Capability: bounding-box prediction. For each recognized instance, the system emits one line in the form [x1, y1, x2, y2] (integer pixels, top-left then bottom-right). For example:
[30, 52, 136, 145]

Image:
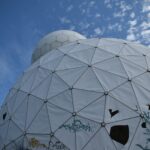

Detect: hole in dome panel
[106, 117, 141, 150]
[3, 113, 7, 120]
[0, 104, 9, 125]
[104, 96, 139, 123]
[110, 125, 129, 145]
[109, 109, 119, 118]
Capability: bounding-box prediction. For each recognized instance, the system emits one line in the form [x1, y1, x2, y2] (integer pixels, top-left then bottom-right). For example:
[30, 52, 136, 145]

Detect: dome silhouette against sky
[0, 30, 150, 150]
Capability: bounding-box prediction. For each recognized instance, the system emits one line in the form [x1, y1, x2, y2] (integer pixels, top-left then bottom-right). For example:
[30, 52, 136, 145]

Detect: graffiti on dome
[136, 111, 150, 150]
[29, 137, 47, 148]
[49, 140, 69, 150]
[60, 119, 93, 133]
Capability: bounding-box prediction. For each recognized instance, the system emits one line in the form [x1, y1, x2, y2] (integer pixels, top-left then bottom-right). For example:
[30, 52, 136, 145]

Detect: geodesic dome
[32, 30, 86, 63]
[0, 33, 150, 150]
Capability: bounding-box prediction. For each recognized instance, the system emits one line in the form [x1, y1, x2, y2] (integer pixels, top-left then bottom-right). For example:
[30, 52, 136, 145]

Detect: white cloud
[140, 21, 150, 30]
[104, 0, 112, 8]
[113, 1, 132, 18]
[108, 23, 123, 32]
[113, 11, 125, 18]
[129, 20, 137, 26]
[89, 1, 95, 7]
[143, 5, 150, 12]
[130, 12, 135, 18]
[94, 27, 102, 35]
[66, 5, 73, 12]
[126, 0, 150, 45]
[69, 25, 75, 30]
[60, 17, 71, 24]
[141, 30, 150, 37]
[126, 34, 136, 41]
[95, 13, 101, 18]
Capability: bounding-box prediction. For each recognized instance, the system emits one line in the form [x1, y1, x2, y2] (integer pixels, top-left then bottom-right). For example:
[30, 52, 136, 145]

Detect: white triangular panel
[5, 121, 23, 145]
[56, 66, 87, 86]
[74, 68, 104, 92]
[56, 55, 87, 70]
[122, 55, 147, 69]
[47, 74, 69, 98]
[31, 67, 50, 90]
[93, 67, 127, 91]
[120, 58, 145, 78]
[133, 72, 150, 91]
[31, 74, 52, 99]
[47, 102, 72, 131]
[119, 44, 141, 55]
[83, 127, 116, 150]
[110, 82, 139, 110]
[73, 89, 103, 111]
[132, 83, 150, 112]
[92, 48, 114, 64]
[26, 95, 43, 129]
[68, 48, 96, 64]
[94, 57, 128, 78]
[12, 97, 28, 130]
[78, 96, 105, 123]
[48, 90, 73, 112]
[27, 104, 51, 134]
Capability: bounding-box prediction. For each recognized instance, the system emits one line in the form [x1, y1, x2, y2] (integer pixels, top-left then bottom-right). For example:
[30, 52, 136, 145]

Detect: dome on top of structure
[32, 30, 86, 63]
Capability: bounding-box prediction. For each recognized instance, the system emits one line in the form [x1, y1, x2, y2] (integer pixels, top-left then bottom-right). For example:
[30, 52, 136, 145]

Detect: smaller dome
[32, 30, 86, 63]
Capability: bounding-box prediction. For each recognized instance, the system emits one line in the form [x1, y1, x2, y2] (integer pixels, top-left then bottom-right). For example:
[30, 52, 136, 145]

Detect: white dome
[32, 30, 86, 63]
[0, 38, 150, 150]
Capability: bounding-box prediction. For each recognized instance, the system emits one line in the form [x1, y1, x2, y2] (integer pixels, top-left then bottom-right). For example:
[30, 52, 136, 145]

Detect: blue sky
[0, 0, 150, 104]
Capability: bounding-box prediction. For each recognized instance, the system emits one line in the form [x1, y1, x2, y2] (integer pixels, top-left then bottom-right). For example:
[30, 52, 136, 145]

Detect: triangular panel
[74, 68, 104, 92]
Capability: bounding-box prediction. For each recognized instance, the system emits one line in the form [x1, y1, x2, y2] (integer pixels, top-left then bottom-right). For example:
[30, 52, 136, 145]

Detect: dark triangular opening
[110, 125, 129, 145]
